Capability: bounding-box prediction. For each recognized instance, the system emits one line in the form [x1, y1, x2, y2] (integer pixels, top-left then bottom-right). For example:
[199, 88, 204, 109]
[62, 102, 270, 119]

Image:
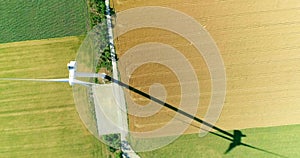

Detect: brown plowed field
[113, 0, 300, 134]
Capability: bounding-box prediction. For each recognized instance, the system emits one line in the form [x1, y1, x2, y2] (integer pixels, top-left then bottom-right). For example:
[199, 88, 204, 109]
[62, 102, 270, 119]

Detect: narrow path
[104, 1, 140, 157]
[104, 0, 127, 141]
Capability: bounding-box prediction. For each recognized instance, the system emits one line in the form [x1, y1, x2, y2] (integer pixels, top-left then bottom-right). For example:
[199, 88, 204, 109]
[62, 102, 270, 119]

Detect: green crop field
[0, 37, 110, 158]
[138, 124, 300, 158]
[0, 0, 89, 43]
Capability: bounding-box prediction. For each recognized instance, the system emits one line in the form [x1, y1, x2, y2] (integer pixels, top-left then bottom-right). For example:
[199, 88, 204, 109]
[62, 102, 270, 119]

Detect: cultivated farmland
[114, 0, 300, 132]
[113, 0, 300, 157]
[0, 37, 109, 158]
[0, 0, 89, 43]
[139, 124, 300, 158]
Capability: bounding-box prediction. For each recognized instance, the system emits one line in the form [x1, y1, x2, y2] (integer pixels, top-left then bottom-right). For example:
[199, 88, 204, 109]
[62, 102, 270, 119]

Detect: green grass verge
[0, 37, 110, 158]
[86, 0, 114, 84]
[0, 0, 89, 43]
[138, 124, 300, 158]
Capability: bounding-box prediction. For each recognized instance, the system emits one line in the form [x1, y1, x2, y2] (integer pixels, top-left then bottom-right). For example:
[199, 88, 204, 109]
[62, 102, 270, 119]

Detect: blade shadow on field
[104, 75, 287, 158]
[168, 113, 287, 157]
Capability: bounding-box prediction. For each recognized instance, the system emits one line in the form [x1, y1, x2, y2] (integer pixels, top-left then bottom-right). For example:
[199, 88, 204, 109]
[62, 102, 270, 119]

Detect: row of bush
[86, 1, 123, 157]
[87, 0, 114, 84]
[88, 0, 106, 27]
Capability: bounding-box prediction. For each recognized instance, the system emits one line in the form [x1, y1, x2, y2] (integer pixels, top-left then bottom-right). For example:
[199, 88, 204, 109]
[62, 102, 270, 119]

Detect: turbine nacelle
[67, 61, 77, 86]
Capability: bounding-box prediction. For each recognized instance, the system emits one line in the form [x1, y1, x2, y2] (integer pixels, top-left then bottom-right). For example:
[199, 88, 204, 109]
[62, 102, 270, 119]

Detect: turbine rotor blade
[73, 79, 95, 85]
[75, 72, 106, 79]
[0, 78, 98, 86]
[0, 78, 69, 82]
[72, 79, 96, 87]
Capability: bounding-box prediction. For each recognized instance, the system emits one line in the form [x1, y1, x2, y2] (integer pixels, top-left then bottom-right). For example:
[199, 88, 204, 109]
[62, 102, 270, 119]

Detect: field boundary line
[0, 36, 79, 49]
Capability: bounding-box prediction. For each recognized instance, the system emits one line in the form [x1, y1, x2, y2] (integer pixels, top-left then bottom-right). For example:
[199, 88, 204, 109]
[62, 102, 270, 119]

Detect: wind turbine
[0, 61, 106, 86]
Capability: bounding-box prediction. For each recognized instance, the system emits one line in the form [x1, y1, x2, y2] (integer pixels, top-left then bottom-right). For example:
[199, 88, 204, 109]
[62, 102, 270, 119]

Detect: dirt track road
[112, 0, 300, 134]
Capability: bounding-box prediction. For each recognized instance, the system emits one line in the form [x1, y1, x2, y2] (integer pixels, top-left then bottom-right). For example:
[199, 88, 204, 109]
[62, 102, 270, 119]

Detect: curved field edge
[0, 37, 110, 158]
[138, 124, 300, 158]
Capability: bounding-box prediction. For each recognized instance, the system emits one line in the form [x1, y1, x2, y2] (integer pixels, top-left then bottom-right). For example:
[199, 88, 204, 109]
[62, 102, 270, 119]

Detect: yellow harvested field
[113, 0, 300, 134]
